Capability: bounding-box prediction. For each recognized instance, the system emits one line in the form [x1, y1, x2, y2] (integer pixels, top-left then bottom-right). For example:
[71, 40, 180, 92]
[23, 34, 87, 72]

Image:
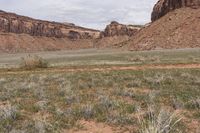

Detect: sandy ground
[66, 120, 133, 133]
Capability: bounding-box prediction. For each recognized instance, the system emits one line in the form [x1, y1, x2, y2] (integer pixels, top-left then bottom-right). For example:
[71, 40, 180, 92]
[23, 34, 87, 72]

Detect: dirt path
[1, 63, 200, 75]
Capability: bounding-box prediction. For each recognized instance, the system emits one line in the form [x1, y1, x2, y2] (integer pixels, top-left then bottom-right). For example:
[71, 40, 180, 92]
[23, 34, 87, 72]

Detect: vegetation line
[1, 63, 200, 75]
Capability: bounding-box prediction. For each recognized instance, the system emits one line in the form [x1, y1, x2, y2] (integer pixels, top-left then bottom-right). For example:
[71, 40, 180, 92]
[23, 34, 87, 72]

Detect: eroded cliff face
[151, 0, 200, 21]
[0, 10, 142, 52]
[0, 10, 100, 40]
[100, 21, 140, 37]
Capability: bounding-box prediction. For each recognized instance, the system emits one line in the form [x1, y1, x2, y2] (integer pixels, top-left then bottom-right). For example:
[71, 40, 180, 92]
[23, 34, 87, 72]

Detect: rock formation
[0, 10, 100, 40]
[100, 21, 140, 37]
[0, 10, 103, 52]
[151, 0, 200, 21]
[95, 21, 141, 48]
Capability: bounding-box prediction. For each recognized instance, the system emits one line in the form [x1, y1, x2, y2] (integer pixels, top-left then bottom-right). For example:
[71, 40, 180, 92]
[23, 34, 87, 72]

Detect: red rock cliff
[0, 10, 100, 40]
[151, 0, 200, 21]
[101, 21, 140, 37]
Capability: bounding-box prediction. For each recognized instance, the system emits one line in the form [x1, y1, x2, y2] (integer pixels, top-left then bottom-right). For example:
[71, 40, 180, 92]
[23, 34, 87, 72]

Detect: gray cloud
[0, 0, 157, 29]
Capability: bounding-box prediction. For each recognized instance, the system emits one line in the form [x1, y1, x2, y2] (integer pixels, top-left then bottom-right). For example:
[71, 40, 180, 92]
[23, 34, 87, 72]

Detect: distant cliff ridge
[0, 10, 142, 52]
[0, 10, 100, 40]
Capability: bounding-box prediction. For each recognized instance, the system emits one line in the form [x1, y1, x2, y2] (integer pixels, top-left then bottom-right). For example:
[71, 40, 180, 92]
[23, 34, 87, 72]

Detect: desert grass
[0, 48, 199, 68]
[0, 68, 199, 132]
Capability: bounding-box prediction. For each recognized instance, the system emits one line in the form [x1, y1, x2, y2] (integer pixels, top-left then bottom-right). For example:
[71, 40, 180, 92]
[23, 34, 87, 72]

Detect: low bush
[20, 55, 48, 69]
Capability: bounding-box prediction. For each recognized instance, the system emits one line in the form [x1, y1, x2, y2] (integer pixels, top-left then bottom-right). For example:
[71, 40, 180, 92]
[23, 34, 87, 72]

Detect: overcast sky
[0, 0, 157, 29]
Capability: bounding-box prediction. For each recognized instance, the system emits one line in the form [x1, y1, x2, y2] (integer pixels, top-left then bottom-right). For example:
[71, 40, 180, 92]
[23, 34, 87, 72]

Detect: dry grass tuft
[137, 92, 182, 133]
[137, 108, 181, 133]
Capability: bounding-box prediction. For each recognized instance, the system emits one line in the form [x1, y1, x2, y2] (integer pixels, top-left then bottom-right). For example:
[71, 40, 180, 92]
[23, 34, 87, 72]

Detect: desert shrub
[128, 55, 146, 62]
[128, 55, 160, 63]
[0, 104, 19, 132]
[172, 97, 184, 110]
[148, 56, 160, 63]
[20, 55, 48, 69]
[186, 97, 200, 109]
[34, 120, 46, 133]
[0, 104, 18, 121]
[188, 56, 198, 63]
[79, 104, 95, 120]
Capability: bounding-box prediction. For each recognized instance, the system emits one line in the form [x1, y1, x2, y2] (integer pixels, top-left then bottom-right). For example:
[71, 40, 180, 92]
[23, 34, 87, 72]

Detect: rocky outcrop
[100, 21, 140, 37]
[0, 10, 100, 40]
[94, 21, 142, 49]
[128, 7, 200, 51]
[151, 0, 200, 21]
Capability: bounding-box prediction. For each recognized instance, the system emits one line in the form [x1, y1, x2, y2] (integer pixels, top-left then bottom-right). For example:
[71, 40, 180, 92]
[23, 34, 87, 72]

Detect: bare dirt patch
[66, 120, 115, 133]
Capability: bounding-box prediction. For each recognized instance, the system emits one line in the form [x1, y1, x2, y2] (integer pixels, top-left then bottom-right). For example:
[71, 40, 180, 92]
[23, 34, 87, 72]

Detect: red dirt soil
[0, 33, 95, 53]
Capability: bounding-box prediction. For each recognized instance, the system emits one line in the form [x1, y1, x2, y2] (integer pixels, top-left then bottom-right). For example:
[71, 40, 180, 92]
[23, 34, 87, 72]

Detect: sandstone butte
[127, 0, 200, 51]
